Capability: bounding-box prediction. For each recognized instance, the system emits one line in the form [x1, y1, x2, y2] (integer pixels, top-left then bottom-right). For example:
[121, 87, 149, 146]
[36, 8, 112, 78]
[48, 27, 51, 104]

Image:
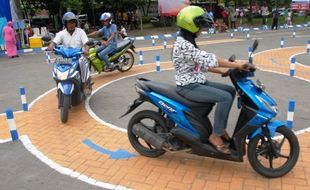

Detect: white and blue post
[248, 47, 252, 60]
[19, 87, 28, 111]
[45, 51, 51, 64]
[280, 37, 284, 48]
[6, 108, 19, 141]
[152, 37, 155, 46]
[156, 55, 160, 72]
[290, 57, 296, 77]
[307, 40, 310, 53]
[230, 31, 234, 39]
[292, 29, 296, 38]
[139, 51, 144, 65]
[246, 31, 250, 40]
[287, 99, 295, 129]
[163, 38, 167, 49]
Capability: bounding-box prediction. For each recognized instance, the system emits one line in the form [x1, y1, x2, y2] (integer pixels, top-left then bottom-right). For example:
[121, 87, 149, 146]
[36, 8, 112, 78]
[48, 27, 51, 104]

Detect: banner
[291, 0, 310, 10]
[158, 0, 190, 16]
[0, 17, 8, 46]
[0, 0, 12, 21]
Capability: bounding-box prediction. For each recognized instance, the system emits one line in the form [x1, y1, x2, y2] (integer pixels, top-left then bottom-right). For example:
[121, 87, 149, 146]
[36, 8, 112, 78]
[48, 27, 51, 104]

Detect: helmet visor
[194, 13, 214, 29]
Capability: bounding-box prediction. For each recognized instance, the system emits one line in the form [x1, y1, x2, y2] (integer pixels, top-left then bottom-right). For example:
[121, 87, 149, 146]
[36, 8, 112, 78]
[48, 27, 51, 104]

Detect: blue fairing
[61, 82, 74, 95]
[55, 61, 78, 73]
[237, 79, 277, 126]
[249, 120, 287, 139]
[148, 92, 199, 137]
[54, 47, 83, 58]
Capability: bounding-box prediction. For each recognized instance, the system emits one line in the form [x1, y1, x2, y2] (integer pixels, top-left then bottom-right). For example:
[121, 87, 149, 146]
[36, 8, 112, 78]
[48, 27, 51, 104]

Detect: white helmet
[100, 12, 112, 23]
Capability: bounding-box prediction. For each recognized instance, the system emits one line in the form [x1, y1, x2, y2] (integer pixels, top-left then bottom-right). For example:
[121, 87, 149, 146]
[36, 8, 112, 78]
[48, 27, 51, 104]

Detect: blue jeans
[97, 45, 116, 66]
[176, 81, 236, 136]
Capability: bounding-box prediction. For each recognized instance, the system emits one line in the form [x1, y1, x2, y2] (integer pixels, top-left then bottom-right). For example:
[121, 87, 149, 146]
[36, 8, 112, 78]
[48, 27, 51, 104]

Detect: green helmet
[177, 6, 214, 33]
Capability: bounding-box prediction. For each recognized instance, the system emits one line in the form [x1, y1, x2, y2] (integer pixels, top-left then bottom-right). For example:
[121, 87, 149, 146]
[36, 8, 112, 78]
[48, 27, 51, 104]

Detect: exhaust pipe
[132, 123, 167, 150]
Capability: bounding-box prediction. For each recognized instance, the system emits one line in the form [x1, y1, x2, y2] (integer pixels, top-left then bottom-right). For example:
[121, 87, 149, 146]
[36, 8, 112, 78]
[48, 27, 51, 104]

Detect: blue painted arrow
[82, 139, 136, 159]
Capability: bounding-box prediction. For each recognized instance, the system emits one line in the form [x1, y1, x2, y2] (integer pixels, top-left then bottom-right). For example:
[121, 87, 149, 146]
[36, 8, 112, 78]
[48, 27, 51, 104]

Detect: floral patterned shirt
[172, 36, 218, 86]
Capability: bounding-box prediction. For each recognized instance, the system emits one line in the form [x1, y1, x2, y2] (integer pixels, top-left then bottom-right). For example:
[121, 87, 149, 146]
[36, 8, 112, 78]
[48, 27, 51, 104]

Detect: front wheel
[60, 94, 71, 123]
[117, 50, 134, 72]
[247, 126, 299, 177]
[127, 110, 168, 158]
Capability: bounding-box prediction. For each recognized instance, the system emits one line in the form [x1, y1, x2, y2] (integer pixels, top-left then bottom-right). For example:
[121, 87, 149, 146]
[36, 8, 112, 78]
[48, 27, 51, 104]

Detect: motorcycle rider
[173, 6, 249, 154]
[88, 12, 117, 70]
[47, 12, 92, 95]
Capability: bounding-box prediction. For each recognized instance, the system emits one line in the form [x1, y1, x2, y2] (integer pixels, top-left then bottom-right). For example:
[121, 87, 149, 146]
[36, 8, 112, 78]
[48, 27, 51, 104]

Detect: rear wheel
[60, 94, 71, 123]
[247, 126, 299, 177]
[117, 50, 134, 72]
[127, 110, 168, 157]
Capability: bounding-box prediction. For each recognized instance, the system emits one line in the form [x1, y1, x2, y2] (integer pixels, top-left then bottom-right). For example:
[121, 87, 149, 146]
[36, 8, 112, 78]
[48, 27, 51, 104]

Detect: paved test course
[1, 29, 310, 190]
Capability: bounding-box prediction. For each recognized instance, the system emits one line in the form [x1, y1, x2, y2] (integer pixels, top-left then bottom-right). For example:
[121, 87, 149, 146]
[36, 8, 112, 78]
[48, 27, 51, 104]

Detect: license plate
[56, 57, 72, 64]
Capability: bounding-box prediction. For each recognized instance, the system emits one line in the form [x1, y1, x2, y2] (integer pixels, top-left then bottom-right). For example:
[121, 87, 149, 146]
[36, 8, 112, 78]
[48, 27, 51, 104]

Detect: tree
[62, 0, 83, 14]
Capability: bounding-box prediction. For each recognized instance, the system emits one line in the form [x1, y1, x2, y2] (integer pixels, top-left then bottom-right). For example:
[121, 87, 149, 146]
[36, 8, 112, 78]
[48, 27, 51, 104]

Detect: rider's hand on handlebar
[221, 69, 230, 77]
[235, 60, 251, 71]
[101, 40, 108, 46]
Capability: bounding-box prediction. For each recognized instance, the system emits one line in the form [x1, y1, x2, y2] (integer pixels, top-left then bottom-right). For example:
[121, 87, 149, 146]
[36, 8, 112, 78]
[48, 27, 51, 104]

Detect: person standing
[2, 21, 18, 58]
[271, 9, 280, 30]
[261, 3, 269, 25]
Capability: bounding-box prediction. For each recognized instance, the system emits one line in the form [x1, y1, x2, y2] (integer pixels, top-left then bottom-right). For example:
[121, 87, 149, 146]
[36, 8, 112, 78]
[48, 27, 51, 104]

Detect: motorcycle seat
[108, 40, 131, 56]
[139, 79, 215, 108]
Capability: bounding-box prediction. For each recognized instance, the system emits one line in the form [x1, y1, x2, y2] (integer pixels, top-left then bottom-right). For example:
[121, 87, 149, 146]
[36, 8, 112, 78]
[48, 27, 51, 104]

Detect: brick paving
[1, 47, 310, 190]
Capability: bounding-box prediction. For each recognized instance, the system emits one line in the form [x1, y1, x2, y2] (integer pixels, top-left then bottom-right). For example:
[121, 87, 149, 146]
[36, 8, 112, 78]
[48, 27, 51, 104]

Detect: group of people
[115, 10, 139, 31]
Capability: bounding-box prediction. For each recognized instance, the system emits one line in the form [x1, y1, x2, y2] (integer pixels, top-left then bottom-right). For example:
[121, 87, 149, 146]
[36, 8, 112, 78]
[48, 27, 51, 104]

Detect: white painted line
[19, 135, 122, 189]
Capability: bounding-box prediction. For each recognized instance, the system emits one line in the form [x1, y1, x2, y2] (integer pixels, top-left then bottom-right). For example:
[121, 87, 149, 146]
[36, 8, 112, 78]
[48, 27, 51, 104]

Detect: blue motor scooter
[121, 40, 299, 177]
[51, 46, 91, 123]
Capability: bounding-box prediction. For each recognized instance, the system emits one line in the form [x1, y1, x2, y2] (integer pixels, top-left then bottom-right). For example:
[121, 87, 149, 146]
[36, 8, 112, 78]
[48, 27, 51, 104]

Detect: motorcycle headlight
[56, 70, 69, 80]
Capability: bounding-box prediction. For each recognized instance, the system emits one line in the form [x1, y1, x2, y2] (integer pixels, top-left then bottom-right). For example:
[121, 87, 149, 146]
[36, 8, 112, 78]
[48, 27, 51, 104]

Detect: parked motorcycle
[86, 38, 135, 73]
[49, 46, 92, 123]
[121, 40, 299, 177]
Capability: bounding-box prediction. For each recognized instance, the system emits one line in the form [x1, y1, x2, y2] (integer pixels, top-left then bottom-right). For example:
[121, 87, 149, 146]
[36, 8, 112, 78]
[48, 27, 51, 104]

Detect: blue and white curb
[139, 51, 144, 65]
[287, 99, 295, 129]
[307, 40, 310, 53]
[5, 108, 19, 141]
[290, 57, 296, 77]
[19, 87, 28, 111]
[156, 55, 160, 72]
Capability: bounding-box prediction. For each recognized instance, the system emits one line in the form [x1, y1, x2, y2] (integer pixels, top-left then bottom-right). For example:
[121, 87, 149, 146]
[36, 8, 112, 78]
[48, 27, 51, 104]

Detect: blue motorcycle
[51, 46, 92, 123]
[122, 40, 299, 177]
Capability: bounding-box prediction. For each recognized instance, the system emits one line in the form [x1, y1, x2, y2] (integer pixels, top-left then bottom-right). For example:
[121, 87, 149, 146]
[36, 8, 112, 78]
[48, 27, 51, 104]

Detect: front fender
[249, 120, 287, 139]
[58, 82, 74, 95]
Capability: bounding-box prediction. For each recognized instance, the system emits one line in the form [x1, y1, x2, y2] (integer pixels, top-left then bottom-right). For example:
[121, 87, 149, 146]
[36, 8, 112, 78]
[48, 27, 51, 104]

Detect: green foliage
[62, 0, 83, 12]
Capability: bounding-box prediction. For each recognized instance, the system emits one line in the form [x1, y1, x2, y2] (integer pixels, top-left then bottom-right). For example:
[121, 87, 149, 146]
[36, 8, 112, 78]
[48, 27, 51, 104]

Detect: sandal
[221, 130, 231, 141]
[221, 130, 232, 147]
[209, 134, 231, 154]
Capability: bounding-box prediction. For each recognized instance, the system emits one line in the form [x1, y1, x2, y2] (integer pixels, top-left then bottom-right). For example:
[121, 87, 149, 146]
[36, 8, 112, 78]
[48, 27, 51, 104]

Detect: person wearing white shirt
[47, 12, 92, 95]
